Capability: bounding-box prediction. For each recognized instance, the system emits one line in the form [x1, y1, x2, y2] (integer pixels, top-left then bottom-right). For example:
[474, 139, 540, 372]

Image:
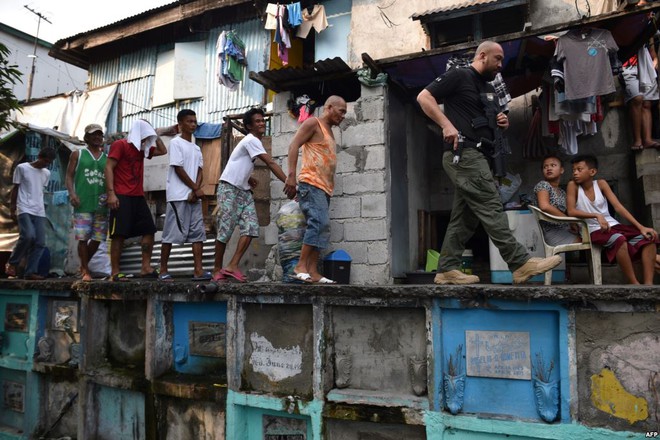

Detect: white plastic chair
[528, 205, 602, 285]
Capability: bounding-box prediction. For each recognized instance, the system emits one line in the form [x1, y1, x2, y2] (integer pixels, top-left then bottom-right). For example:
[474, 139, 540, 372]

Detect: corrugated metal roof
[59, 2, 180, 42]
[251, 57, 354, 92]
[412, 0, 500, 20]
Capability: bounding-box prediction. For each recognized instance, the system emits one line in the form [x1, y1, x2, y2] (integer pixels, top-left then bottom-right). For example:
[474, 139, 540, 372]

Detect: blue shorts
[297, 182, 330, 249]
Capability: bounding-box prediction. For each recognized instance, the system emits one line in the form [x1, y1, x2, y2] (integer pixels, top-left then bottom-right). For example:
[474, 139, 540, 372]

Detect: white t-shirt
[220, 133, 266, 190]
[13, 162, 50, 217]
[166, 136, 204, 202]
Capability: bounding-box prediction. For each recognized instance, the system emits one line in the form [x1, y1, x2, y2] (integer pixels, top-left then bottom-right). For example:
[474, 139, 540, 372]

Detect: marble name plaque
[188, 321, 226, 357]
[4, 380, 25, 412]
[263, 415, 306, 440]
[52, 300, 78, 332]
[466, 330, 531, 380]
[5, 303, 29, 332]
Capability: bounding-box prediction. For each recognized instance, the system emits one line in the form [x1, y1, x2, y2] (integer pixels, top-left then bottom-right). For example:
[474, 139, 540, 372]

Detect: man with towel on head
[105, 120, 167, 281]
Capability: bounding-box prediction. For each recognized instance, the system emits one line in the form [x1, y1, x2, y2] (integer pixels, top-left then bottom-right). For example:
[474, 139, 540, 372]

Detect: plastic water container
[426, 249, 440, 272]
[461, 249, 473, 275]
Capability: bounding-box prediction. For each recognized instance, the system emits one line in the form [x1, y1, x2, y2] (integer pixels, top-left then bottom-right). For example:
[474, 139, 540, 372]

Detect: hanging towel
[265, 3, 278, 30]
[127, 120, 157, 157]
[194, 123, 223, 140]
[287, 2, 303, 27]
[296, 4, 328, 38]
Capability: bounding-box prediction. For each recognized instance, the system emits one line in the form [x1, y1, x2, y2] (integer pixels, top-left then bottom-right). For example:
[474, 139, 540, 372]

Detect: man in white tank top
[567, 154, 659, 284]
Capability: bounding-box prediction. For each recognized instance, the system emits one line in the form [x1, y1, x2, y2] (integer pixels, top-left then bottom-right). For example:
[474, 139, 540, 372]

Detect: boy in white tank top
[566, 154, 659, 284]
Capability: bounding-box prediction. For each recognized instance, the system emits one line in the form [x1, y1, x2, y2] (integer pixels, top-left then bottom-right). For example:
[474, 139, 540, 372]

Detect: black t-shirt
[425, 66, 497, 150]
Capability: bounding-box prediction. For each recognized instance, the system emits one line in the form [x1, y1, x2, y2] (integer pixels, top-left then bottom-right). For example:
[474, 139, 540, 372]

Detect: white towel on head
[127, 120, 157, 157]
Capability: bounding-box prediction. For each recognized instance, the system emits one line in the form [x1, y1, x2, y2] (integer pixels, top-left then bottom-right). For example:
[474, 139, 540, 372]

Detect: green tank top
[73, 148, 107, 213]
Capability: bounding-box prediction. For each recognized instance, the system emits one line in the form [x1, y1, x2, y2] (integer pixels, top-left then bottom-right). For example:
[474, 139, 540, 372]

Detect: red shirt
[108, 139, 146, 196]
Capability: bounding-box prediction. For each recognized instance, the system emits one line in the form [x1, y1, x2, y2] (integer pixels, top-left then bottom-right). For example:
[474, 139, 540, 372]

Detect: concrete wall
[576, 310, 660, 432]
[3, 283, 660, 439]
[347, 0, 603, 68]
[268, 85, 392, 284]
[325, 419, 427, 439]
[347, 0, 440, 67]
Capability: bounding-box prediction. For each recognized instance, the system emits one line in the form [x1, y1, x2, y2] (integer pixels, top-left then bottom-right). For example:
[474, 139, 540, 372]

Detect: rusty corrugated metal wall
[90, 18, 269, 132]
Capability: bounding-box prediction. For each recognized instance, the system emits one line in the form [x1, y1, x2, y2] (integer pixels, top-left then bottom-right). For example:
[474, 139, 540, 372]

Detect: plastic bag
[276, 201, 306, 283]
[497, 172, 521, 204]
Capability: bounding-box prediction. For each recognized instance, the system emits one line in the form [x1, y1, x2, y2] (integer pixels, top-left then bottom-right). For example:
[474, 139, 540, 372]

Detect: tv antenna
[23, 5, 52, 101]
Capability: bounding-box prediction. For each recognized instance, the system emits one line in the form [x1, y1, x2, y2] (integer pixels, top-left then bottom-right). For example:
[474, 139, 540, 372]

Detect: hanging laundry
[287, 2, 303, 27]
[296, 4, 329, 38]
[275, 4, 292, 65]
[265, 3, 278, 30]
[287, 95, 317, 123]
[554, 28, 619, 100]
[216, 30, 247, 91]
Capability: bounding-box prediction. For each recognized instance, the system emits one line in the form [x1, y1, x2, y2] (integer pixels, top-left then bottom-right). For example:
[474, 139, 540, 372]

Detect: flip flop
[644, 141, 660, 149]
[140, 270, 159, 279]
[315, 276, 337, 284]
[220, 268, 247, 283]
[111, 273, 134, 282]
[4, 263, 16, 278]
[82, 273, 93, 282]
[192, 271, 213, 282]
[158, 273, 175, 282]
[293, 272, 314, 283]
[631, 145, 644, 151]
[212, 272, 226, 282]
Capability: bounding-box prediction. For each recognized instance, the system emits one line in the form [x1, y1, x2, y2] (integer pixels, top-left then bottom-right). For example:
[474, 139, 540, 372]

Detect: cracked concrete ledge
[1, 279, 659, 303]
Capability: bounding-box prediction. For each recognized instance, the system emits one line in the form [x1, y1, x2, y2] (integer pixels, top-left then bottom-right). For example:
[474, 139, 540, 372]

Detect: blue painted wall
[0, 292, 37, 366]
[437, 300, 566, 422]
[316, 0, 352, 61]
[172, 301, 227, 375]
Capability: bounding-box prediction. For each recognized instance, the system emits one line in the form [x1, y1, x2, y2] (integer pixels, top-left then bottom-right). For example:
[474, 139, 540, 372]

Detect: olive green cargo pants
[438, 148, 529, 272]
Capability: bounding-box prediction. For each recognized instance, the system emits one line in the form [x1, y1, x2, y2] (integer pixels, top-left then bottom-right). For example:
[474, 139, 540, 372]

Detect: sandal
[4, 263, 16, 278]
[631, 145, 644, 151]
[315, 276, 337, 284]
[158, 273, 175, 282]
[139, 270, 159, 279]
[212, 272, 226, 282]
[220, 268, 247, 283]
[293, 272, 314, 283]
[111, 273, 134, 282]
[191, 271, 213, 282]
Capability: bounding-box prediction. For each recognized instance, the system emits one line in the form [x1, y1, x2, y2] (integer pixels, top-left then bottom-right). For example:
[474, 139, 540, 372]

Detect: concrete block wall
[635, 149, 660, 231]
[268, 85, 392, 284]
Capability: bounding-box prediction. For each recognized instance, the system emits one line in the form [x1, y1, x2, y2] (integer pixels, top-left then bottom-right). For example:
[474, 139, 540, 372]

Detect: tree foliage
[0, 43, 23, 132]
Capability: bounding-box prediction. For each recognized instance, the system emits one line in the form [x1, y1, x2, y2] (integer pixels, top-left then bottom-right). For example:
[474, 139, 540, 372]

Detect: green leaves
[0, 42, 23, 132]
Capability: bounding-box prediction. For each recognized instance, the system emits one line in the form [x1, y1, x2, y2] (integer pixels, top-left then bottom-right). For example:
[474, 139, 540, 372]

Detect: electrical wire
[377, 0, 399, 28]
